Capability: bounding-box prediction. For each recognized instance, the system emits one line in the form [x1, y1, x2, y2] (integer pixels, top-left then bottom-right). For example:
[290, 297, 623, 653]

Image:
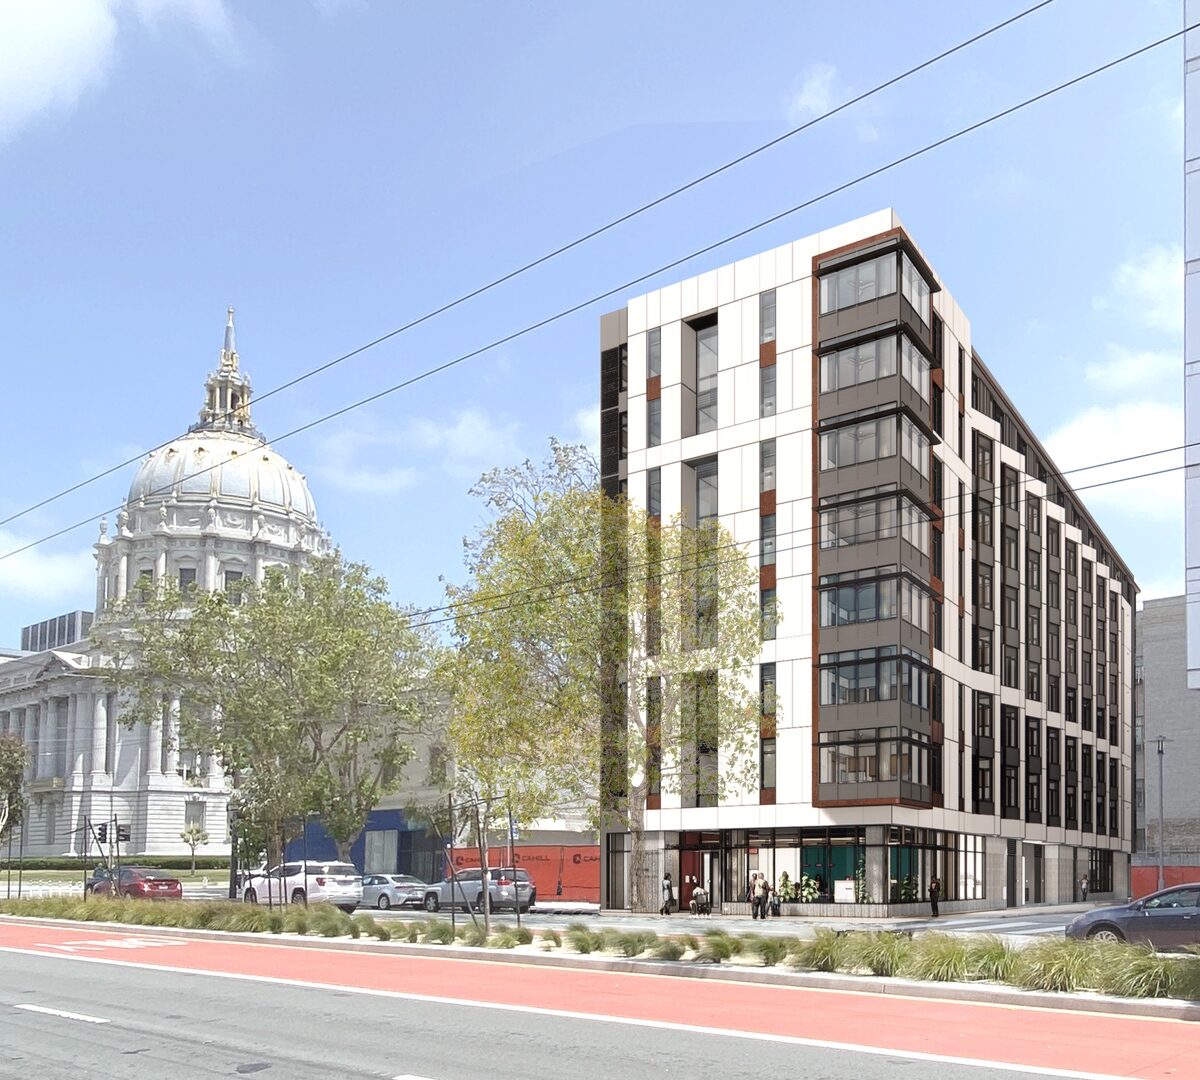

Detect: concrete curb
[4, 914, 1198, 1022]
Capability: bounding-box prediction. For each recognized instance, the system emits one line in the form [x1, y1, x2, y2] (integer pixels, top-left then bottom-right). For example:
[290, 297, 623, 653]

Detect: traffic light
[96, 824, 108, 844]
[116, 825, 130, 843]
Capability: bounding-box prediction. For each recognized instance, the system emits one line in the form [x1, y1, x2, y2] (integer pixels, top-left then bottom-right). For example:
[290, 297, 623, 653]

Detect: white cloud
[571, 404, 600, 456]
[0, 0, 230, 142]
[787, 63, 837, 120]
[1043, 401, 1184, 524]
[0, 529, 95, 609]
[1083, 344, 1179, 393]
[315, 409, 522, 494]
[1093, 244, 1183, 337]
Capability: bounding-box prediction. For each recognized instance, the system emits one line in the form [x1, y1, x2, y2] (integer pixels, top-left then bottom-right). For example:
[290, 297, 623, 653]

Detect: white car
[242, 860, 362, 913]
[362, 874, 426, 910]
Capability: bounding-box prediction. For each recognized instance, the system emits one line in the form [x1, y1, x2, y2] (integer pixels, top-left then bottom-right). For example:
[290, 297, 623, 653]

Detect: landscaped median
[3, 897, 1199, 1003]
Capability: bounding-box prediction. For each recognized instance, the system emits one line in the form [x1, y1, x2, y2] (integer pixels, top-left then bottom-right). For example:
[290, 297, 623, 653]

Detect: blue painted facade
[285, 808, 444, 881]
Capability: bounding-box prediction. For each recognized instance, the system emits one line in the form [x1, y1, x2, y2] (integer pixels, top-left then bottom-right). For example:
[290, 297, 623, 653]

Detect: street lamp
[1155, 735, 1173, 892]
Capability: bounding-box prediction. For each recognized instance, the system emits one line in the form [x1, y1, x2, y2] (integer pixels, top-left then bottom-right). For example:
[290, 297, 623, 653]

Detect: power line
[0, 0, 1060, 534]
[413, 453, 1197, 632]
[412, 440, 1197, 623]
[0, 22, 1191, 568]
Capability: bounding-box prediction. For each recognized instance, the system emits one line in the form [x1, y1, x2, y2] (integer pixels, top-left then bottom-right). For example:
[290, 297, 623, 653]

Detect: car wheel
[1088, 925, 1125, 943]
[244, 889, 258, 905]
[424, 893, 439, 913]
[377, 894, 391, 910]
[291, 888, 307, 906]
[338, 905, 358, 914]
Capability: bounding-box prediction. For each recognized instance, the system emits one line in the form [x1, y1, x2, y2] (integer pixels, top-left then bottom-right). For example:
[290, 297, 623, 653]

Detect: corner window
[759, 289, 776, 345]
[819, 253, 897, 314]
[900, 335, 930, 404]
[647, 398, 661, 447]
[900, 253, 931, 326]
[819, 415, 897, 470]
[819, 335, 897, 393]
[760, 737, 777, 790]
[647, 327, 662, 379]
[900, 416, 929, 479]
[647, 468, 661, 518]
[695, 320, 718, 433]
[760, 514, 776, 566]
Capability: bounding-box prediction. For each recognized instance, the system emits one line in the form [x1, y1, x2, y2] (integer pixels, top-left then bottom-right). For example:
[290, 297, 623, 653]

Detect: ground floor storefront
[603, 826, 1129, 915]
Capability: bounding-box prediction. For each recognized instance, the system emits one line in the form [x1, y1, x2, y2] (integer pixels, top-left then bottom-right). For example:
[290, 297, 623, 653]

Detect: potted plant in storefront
[800, 874, 820, 902]
[854, 852, 871, 904]
[777, 872, 797, 903]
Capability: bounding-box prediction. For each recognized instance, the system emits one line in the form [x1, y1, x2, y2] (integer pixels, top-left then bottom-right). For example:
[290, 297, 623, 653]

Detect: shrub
[424, 921, 456, 945]
[964, 935, 1016, 983]
[1094, 944, 1178, 999]
[652, 938, 686, 961]
[902, 934, 969, 983]
[513, 926, 534, 946]
[283, 908, 309, 936]
[1173, 948, 1200, 1001]
[265, 911, 285, 934]
[405, 921, 423, 943]
[488, 931, 519, 949]
[566, 925, 604, 954]
[845, 931, 912, 977]
[541, 929, 562, 948]
[1012, 939, 1099, 993]
[678, 934, 699, 954]
[696, 929, 736, 964]
[791, 928, 846, 972]
[310, 906, 352, 938]
[460, 925, 487, 947]
[752, 936, 792, 968]
[611, 931, 657, 958]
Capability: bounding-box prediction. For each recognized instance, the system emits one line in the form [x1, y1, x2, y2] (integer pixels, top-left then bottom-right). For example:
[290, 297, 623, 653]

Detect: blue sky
[0, 0, 1186, 638]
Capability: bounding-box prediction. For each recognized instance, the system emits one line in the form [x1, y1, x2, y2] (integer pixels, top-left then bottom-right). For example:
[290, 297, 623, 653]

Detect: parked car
[1066, 883, 1200, 949]
[422, 867, 533, 914]
[241, 861, 362, 913]
[361, 874, 426, 910]
[92, 866, 182, 900]
[84, 866, 114, 895]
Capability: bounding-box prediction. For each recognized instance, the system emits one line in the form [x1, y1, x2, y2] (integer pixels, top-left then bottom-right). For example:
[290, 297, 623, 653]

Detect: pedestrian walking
[1080, 874, 1089, 903]
[660, 871, 674, 916]
[929, 876, 941, 918]
[752, 873, 767, 920]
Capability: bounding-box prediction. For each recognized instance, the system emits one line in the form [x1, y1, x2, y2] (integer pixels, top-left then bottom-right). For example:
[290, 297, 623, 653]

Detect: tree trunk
[476, 801, 492, 938]
[335, 838, 353, 863]
[628, 780, 650, 913]
[190, 846, 197, 875]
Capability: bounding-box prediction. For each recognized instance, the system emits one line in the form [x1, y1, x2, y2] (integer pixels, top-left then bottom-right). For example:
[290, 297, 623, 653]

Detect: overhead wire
[0, 0, 1062, 533]
[0, 21, 1191, 569]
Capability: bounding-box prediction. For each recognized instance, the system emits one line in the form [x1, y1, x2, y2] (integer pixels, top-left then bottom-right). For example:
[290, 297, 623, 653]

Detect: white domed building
[0, 311, 329, 860]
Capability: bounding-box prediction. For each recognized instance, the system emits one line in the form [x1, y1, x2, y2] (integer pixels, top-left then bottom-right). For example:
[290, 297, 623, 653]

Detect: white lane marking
[0, 944, 1159, 1080]
[13, 1003, 109, 1025]
[36, 935, 185, 953]
[393, 1075, 438, 1080]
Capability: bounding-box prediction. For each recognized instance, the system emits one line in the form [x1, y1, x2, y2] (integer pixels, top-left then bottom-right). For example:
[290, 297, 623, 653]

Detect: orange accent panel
[759, 340, 777, 367]
[931, 367, 944, 389]
[451, 844, 600, 902]
[646, 794, 661, 811]
[646, 376, 661, 400]
[760, 489, 776, 516]
[759, 788, 776, 805]
[760, 564, 776, 591]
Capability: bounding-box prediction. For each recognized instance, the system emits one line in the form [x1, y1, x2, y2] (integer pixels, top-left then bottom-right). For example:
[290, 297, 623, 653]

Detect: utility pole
[1156, 735, 1168, 892]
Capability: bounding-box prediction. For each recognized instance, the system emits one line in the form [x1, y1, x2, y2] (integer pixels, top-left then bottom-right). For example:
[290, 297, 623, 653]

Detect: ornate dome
[126, 428, 317, 522]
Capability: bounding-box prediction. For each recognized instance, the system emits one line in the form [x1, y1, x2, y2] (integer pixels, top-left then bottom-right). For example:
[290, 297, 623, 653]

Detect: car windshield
[390, 876, 422, 885]
[136, 870, 176, 880]
[319, 863, 358, 876]
[1145, 888, 1200, 909]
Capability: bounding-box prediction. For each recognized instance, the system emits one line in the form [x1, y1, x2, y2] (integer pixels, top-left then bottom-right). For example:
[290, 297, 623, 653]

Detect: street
[0, 918, 1196, 1080]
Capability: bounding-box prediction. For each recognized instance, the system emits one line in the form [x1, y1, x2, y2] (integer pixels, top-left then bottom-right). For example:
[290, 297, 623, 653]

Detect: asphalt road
[0, 948, 1118, 1080]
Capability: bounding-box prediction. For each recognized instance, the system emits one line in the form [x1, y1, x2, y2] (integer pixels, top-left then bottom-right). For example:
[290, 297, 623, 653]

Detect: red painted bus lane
[1, 919, 1196, 1079]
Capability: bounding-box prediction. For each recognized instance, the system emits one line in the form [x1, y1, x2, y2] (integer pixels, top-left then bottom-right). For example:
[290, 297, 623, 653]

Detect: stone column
[21, 705, 35, 782]
[146, 703, 164, 779]
[164, 695, 180, 777]
[865, 825, 888, 905]
[116, 552, 129, 601]
[155, 548, 168, 585]
[68, 694, 85, 776]
[59, 697, 72, 779]
[34, 700, 49, 779]
[91, 692, 109, 780]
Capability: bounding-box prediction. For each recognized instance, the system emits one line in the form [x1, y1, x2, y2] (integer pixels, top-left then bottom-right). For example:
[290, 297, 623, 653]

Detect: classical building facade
[599, 210, 1137, 913]
[0, 310, 328, 859]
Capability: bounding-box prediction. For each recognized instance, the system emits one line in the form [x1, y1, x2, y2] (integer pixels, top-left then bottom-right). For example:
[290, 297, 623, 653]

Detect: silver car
[361, 874, 426, 910]
[422, 868, 533, 914]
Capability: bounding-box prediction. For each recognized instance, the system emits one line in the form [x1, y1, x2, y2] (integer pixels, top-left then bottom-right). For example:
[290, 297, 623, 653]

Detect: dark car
[93, 866, 183, 900]
[1066, 884, 1200, 949]
[84, 866, 114, 895]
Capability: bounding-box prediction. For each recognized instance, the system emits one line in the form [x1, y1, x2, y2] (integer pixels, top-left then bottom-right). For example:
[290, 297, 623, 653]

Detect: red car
[93, 866, 183, 900]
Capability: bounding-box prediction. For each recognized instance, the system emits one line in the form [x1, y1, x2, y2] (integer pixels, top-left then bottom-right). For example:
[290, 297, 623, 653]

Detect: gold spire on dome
[192, 306, 259, 436]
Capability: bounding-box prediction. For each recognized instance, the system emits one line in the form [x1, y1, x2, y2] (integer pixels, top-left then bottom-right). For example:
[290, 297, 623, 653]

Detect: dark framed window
[647, 398, 661, 447]
[760, 439, 776, 493]
[760, 364, 777, 417]
[647, 327, 661, 379]
[760, 289, 777, 344]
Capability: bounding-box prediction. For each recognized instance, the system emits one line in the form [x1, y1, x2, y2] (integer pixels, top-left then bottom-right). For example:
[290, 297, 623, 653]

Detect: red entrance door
[679, 850, 701, 912]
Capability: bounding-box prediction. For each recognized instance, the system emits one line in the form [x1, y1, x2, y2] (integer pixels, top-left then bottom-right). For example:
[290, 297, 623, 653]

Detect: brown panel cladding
[818, 796, 933, 809]
[759, 340, 777, 367]
[646, 375, 661, 401]
[760, 489, 776, 516]
[759, 788, 777, 805]
[760, 563, 776, 591]
[646, 794, 661, 811]
[931, 366, 944, 389]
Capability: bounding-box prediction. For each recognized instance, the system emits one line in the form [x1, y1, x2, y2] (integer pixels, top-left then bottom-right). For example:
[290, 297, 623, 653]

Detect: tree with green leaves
[448, 440, 769, 912]
[101, 552, 434, 864]
[0, 734, 26, 848]
[180, 822, 209, 875]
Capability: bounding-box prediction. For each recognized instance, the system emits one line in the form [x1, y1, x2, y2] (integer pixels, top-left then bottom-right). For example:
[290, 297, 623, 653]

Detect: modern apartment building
[599, 210, 1137, 913]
